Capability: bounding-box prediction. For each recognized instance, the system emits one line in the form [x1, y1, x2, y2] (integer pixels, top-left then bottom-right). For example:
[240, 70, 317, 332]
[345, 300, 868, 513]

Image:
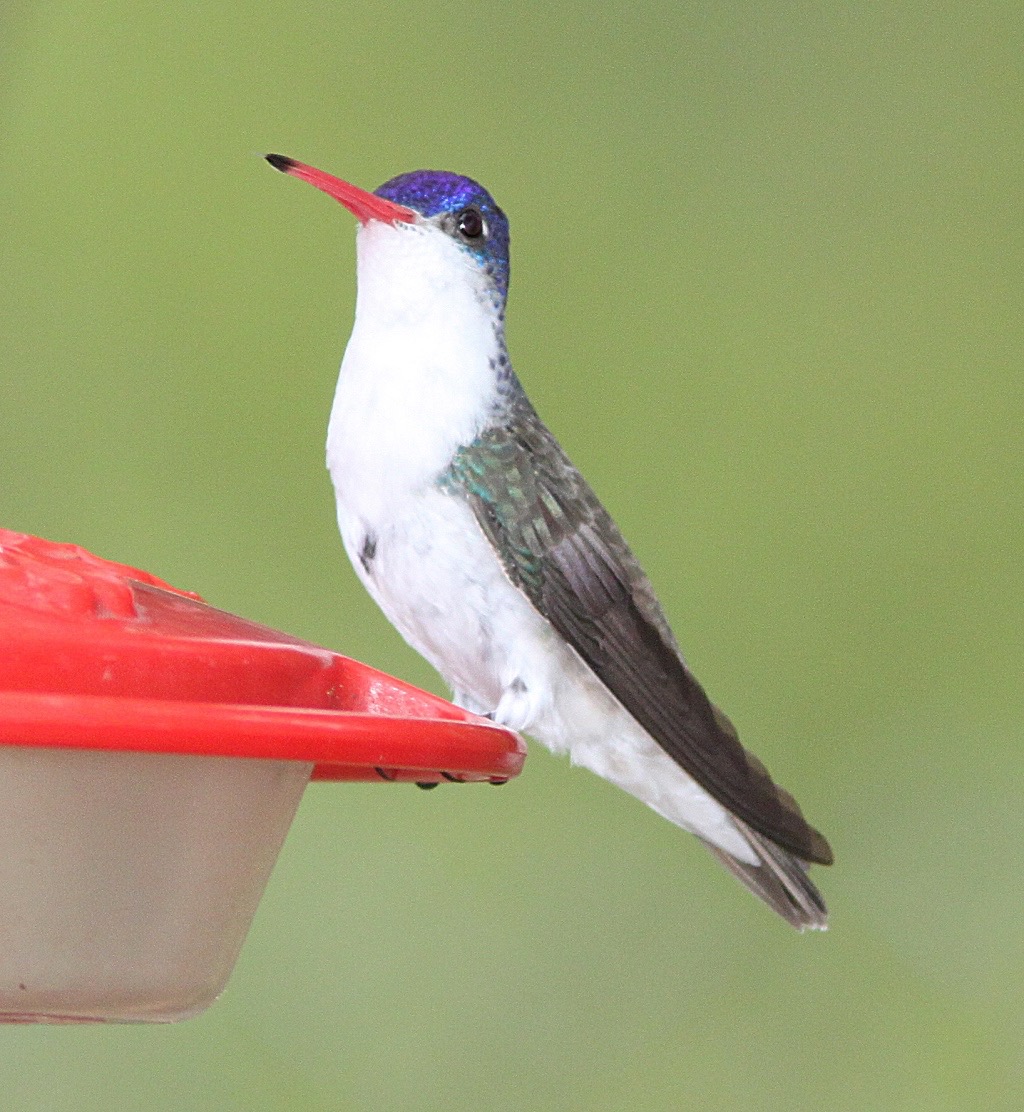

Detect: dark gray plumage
[445, 390, 832, 928]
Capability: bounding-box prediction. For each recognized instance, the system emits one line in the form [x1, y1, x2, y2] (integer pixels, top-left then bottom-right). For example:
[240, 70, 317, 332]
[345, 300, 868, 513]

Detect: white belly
[337, 488, 544, 712]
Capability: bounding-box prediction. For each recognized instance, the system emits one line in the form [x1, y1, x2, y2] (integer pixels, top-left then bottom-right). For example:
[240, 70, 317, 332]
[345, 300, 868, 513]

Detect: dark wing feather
[445, 401, 832, 867]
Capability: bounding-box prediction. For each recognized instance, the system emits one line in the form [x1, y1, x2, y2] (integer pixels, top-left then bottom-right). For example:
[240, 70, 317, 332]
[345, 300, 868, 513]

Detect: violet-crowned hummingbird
[265, 154, 833, 929]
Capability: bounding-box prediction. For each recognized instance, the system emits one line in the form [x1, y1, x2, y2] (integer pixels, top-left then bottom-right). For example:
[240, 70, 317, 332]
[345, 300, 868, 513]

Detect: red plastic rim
[0, 691, 523, 783]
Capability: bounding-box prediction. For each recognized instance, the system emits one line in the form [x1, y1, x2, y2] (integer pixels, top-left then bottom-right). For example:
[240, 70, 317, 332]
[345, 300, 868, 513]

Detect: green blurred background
[2, 1, 1021, 1108]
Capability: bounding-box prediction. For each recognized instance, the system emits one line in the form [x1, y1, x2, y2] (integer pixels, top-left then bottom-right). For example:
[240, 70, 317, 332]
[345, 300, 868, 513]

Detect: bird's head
[266, 155, 511, 312]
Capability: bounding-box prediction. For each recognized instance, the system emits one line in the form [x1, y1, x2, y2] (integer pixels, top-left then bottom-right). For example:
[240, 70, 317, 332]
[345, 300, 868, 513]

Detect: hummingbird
[266, 153, 833, 929]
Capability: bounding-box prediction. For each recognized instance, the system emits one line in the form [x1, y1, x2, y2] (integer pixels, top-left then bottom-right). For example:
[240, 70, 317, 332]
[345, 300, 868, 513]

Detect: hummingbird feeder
[0, 530, 525, 1024]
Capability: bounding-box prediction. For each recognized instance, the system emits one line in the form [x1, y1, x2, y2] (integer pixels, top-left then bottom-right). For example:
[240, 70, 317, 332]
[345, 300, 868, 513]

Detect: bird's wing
[444, 404, 832, 866]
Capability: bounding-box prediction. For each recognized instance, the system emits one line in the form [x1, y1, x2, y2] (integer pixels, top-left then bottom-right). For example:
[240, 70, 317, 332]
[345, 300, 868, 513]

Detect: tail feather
[702, 819, 829, 931]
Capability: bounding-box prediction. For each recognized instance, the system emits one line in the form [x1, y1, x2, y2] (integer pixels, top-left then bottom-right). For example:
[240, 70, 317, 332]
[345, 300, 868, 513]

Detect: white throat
[326, 219, 502, 526]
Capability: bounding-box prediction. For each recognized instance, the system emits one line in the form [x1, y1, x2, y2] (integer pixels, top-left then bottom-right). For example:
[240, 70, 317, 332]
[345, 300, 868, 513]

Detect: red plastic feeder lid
[0, 531, 525, 785]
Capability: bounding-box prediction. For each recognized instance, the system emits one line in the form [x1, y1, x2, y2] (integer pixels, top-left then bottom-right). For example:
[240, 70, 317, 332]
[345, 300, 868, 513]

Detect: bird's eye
[456, 207, 485, 240]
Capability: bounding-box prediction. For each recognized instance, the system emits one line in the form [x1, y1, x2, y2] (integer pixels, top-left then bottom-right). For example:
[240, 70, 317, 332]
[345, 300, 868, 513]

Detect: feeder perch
[0, 530, 525, 1024]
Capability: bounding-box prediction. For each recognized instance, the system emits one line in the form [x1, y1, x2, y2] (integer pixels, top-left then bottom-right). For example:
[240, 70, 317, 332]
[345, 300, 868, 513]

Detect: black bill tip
[265, 153, 296, 174]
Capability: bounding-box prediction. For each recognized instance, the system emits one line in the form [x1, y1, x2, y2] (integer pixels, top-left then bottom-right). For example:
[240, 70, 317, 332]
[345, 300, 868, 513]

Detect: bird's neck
[327, 221, 509, 523]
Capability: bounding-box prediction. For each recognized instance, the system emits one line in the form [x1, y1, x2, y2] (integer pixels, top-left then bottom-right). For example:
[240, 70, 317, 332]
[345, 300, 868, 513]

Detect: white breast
[327, 219, 501, 531]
